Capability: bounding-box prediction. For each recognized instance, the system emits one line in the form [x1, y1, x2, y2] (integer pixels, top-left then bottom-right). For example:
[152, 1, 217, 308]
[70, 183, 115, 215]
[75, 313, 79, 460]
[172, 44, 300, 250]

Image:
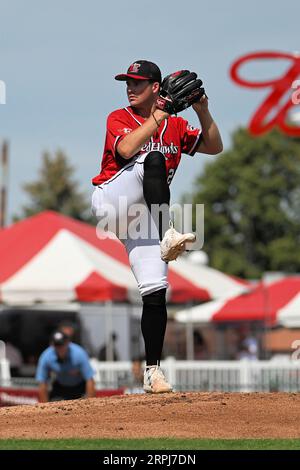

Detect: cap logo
[128, 62, 141, 73]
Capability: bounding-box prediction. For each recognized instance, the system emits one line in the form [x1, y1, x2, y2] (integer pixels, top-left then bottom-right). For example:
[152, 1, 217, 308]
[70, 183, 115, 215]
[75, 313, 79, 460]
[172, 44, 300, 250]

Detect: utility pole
[0, 140, 8, 228]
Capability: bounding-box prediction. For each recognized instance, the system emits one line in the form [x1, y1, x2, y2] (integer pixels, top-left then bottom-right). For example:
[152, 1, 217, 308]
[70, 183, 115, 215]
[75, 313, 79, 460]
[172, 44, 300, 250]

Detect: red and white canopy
[176, 277, 300, 326]
[0, 211, 248, 305]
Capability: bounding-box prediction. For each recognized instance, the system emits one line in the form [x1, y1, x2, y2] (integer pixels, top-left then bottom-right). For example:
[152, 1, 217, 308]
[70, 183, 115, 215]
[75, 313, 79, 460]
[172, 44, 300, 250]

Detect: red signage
[230, 51, 300, 136]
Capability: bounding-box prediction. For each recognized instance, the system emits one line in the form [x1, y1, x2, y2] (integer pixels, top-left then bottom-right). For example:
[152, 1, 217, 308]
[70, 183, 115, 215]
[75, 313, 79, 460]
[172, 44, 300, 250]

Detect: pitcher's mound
[1, 392, 300, 439]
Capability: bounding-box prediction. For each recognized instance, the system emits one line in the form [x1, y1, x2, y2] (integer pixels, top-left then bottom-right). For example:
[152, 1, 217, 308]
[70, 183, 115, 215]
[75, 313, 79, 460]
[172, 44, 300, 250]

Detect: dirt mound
[1, 392, 300, 439]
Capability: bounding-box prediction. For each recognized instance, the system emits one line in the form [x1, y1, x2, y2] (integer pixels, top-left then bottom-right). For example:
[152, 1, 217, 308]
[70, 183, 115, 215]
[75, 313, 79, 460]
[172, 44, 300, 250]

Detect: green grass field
[0, 439, 300, 450]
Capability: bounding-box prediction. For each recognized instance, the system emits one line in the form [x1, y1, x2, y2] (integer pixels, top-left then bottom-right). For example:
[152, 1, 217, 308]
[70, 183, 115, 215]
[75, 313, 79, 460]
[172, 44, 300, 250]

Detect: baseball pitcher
[92, 60, 222, 393]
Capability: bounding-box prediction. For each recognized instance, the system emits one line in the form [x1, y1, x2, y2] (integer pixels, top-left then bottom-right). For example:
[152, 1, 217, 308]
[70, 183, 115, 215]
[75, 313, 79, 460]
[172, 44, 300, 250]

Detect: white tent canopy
[0, 211, 249, 306]
[278, 292, 300, 328]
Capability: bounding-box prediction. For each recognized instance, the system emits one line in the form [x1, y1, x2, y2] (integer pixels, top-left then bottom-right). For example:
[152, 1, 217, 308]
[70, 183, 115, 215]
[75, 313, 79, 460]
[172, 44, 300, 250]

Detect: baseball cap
[51, 331, 69, 346]
[115, 60, 162, 83]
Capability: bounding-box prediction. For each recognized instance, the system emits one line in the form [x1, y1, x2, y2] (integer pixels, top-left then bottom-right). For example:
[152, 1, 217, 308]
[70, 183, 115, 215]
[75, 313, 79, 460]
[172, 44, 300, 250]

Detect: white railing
[0, 341, 11, 386]
[90, 357, 300, 392]
[90, 358, 132, 389]
[2, 356, 300, 392]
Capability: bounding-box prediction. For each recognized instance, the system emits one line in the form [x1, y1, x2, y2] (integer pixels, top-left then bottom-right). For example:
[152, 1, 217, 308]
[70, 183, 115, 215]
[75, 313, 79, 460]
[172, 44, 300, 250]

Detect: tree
[17, 150, 94, 222]
[187, 128, 300, 278]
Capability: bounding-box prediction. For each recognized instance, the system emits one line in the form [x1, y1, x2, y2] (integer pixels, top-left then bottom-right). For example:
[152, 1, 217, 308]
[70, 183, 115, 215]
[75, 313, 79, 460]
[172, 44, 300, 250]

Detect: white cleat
[143, 366, 173, 394]
[160, 222, 196, 262]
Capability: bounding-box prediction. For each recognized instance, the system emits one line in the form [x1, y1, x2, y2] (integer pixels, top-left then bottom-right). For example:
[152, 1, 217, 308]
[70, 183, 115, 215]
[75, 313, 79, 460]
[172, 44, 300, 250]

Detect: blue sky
[0, 0, 298, 222]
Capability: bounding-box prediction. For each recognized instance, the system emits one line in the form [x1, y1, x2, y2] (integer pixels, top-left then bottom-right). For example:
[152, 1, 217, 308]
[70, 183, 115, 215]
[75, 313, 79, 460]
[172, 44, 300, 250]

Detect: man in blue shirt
[36, 331, 96, 402]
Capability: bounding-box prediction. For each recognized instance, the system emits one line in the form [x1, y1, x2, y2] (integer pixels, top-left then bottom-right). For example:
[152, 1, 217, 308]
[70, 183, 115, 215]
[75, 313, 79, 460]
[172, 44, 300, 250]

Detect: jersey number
[167, 169, 175, 185]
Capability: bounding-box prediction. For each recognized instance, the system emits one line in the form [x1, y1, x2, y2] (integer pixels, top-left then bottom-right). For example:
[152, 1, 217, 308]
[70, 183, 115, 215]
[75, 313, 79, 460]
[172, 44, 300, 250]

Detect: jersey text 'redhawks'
[92, 106, 201, 186]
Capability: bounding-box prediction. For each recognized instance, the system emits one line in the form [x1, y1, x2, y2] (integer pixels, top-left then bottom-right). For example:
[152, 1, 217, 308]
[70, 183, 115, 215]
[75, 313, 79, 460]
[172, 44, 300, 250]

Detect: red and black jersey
[92, 106, 202, 186]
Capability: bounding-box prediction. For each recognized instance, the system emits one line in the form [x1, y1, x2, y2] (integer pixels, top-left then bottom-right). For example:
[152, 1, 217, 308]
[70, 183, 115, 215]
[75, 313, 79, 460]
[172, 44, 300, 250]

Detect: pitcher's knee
[142, 288, 167, 306]
[144, 151, 166, 172]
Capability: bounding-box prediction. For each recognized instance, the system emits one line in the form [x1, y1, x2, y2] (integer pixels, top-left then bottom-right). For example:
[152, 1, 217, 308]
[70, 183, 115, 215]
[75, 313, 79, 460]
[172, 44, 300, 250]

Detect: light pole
[0, 141, 9, 228]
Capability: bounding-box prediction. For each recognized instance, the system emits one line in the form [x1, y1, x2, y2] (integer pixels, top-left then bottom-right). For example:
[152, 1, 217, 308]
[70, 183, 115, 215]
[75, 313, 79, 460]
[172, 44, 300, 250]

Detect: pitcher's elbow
[117, 143, 133, 159]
